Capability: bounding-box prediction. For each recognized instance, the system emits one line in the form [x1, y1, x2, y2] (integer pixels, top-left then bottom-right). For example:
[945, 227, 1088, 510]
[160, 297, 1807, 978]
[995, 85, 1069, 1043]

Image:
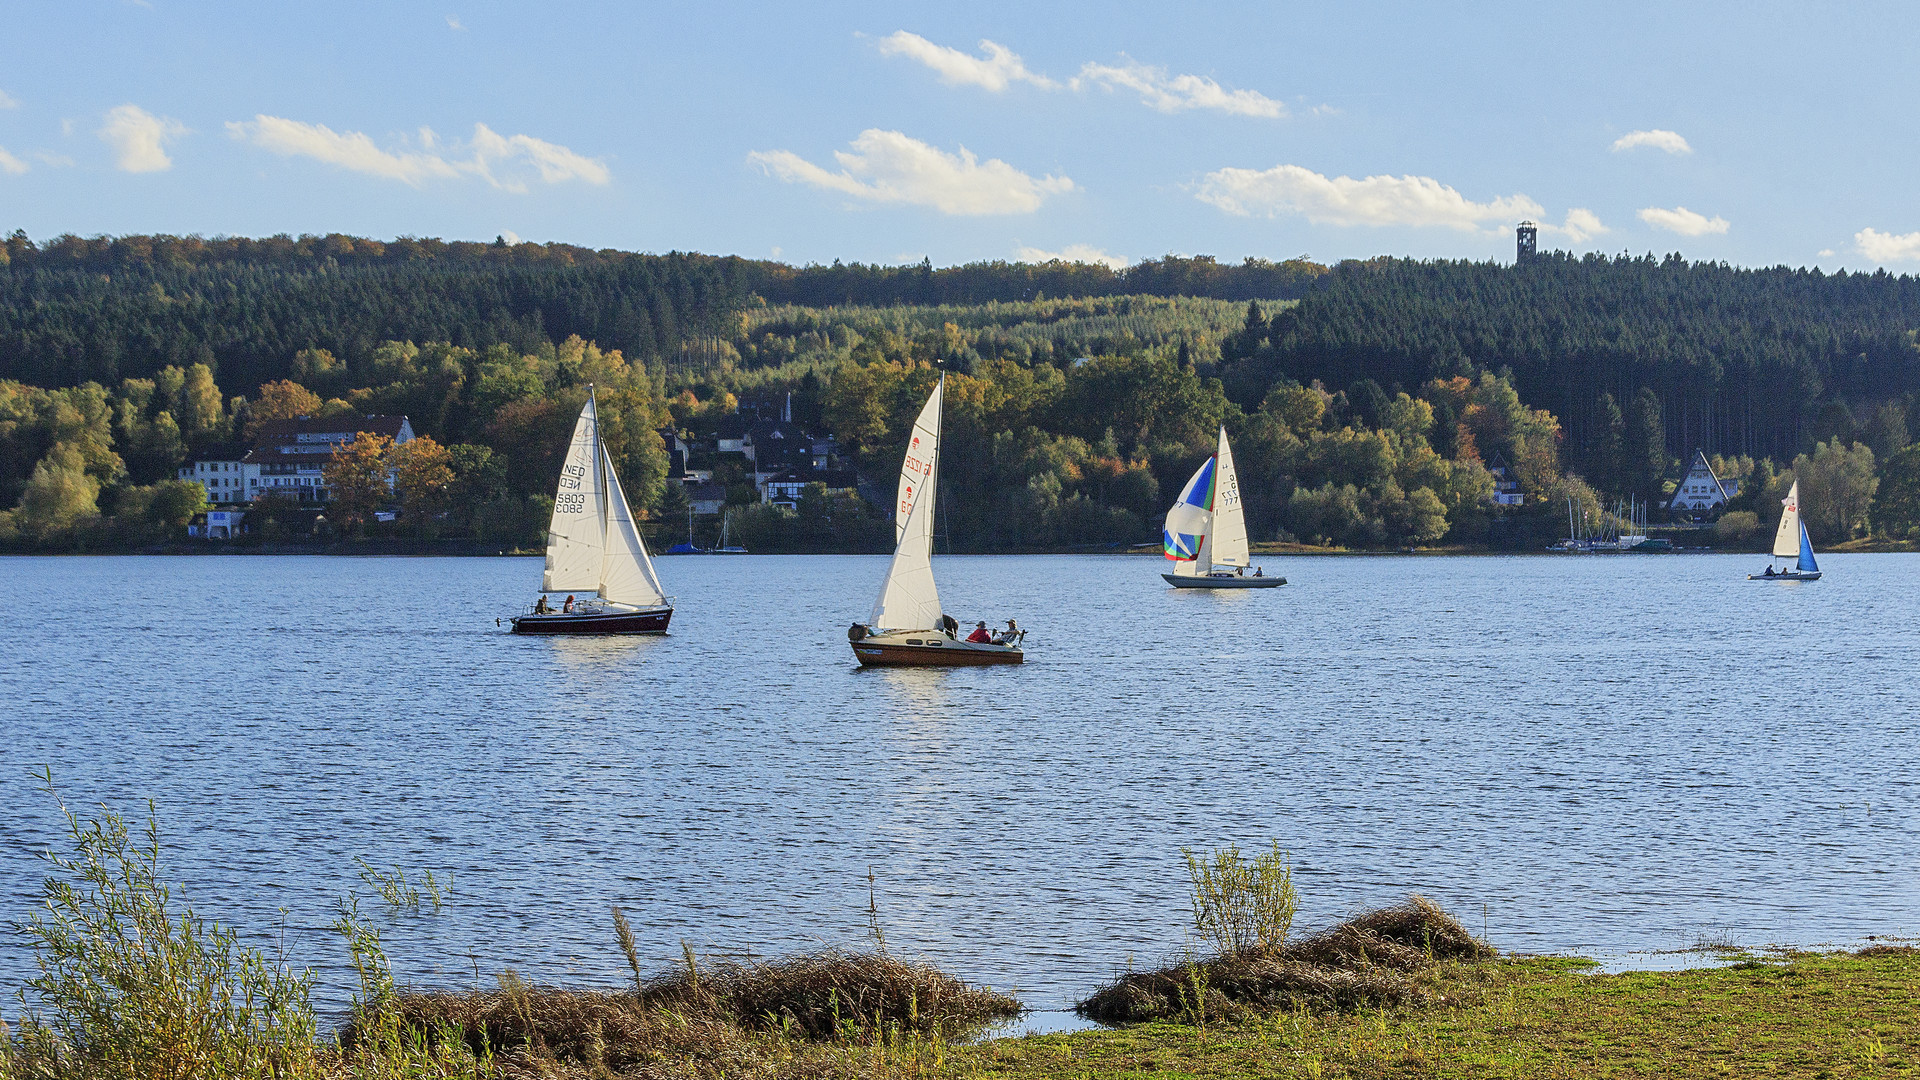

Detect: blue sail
[1797, 522, 1819, 573]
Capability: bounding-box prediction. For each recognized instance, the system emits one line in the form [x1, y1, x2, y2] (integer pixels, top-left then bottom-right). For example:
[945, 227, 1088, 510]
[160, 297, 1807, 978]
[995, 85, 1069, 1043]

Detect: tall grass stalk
[1183, 841, 1297, 955]
[611, 907, 643, 992]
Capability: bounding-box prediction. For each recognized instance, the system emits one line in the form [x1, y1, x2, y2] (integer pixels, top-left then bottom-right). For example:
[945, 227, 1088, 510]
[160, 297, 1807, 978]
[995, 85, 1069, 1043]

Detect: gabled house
[1668, 450, 1740, 516]
[1486, 452, 1525, 506]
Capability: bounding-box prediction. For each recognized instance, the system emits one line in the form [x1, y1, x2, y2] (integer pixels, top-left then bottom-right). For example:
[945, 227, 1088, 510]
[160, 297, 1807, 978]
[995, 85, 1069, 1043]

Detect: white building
[1669, 449, 1740, 515]
[176, 415, 414, 505]
[179, 445, 251, 505]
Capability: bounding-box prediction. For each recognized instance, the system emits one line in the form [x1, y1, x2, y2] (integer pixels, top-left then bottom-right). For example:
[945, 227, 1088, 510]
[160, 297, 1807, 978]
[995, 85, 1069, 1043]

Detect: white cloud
[877, 31, 1057, 91]
[446, 14, 464, 30]
[1074, 57, 1284, 118]
[1540, 208, 1608, 244]
[0, 90, 18, 110]
[1818, 248, 1837, 258]
[1611, 129, 1692, 154]
[98, 104, 186, 172]
[33, 150, 76, 167]
[1016, 243, 1128, 270]
[1196, 164, 1540, 230]
[0, 147, 26, 175]
[499, 229, 521, 244]
[1638, 205, 1729, 236]
[749, 129, 1073, 216]
[226, 116, 609, 191]
[1854, 228, 1920, 263]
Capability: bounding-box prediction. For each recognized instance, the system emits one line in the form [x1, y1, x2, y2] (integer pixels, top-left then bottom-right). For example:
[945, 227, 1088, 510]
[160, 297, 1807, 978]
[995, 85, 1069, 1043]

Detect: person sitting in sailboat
[534, 596, 551, 614]
[995, 619, 1019, 644]
[563, 594, 576, 613]
[967, 621, 993, 643]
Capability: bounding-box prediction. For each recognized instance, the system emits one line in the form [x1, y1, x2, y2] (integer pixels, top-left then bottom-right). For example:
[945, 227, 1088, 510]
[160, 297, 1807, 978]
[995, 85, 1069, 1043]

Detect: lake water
[3, 552, 1918, 1014]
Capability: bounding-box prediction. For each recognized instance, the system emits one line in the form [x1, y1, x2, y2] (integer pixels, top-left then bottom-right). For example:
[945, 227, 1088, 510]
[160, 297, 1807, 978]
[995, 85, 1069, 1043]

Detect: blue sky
[4, 1, 1919, 270]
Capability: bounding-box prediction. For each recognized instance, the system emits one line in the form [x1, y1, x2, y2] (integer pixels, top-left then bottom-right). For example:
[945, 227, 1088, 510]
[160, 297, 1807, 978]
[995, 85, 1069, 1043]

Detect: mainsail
[542, 392, 668, 607]
[869, 377, 944, 630]
[1210, 426, 1249, 568]
[1771, 480, 1803, 560]
[1163, 456, 1215, 578]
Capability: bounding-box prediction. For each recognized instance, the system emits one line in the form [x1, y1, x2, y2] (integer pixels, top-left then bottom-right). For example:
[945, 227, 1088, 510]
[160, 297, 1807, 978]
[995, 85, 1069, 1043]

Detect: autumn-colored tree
[246, 380, 323, 437]
[321, 432, 394, 533]
[391, 435, 455, 535]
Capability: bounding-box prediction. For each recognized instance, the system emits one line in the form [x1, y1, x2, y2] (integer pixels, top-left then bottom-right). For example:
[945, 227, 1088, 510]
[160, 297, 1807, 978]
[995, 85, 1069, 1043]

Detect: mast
[591, 385, 607, 557]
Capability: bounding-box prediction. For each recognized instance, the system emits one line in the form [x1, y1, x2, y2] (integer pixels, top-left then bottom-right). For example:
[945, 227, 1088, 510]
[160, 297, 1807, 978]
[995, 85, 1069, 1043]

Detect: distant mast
[1516, 221, 1538, 263]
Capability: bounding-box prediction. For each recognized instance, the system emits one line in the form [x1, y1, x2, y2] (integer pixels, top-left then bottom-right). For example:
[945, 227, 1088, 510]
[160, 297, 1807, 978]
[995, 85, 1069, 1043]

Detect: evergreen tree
[1625, 388, 1666, 499]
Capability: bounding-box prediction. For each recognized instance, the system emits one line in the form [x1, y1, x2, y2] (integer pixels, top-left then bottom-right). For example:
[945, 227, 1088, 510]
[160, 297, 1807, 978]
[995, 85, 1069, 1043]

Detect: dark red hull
[851, 641, 1023, 666]
[510, 607, 673, 635]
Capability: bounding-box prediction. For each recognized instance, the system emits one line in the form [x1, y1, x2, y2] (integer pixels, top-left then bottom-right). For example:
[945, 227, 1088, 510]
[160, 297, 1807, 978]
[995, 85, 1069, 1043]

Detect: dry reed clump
[1077, 895, 1493, 1025]
[351, 952, 1021, 1073]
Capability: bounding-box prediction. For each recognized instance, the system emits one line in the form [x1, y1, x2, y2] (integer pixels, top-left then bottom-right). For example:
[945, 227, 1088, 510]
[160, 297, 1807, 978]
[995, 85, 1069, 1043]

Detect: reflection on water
[3, 552, 1919, 1012]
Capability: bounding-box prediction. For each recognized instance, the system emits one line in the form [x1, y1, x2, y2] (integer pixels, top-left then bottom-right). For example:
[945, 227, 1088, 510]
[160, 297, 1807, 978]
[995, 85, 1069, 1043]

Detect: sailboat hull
[1747, 572, 1821, 581]
[850, 631, 1023, 666]
[1162, 573, 1286, 589]
[510, 606, 674, 634]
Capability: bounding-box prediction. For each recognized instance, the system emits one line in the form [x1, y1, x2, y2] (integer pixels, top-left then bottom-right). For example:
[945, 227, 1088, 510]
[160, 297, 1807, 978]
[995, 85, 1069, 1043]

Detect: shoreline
[5, 541, 1918, 557]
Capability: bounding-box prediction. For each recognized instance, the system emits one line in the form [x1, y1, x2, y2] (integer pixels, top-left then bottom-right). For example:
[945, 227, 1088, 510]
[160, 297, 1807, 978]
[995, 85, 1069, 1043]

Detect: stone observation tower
[1515, 221, 1538, 262]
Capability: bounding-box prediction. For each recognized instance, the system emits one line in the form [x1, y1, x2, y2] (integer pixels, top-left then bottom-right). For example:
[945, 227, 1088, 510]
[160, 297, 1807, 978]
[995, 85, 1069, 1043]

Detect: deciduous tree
[1793, 440, 1877, 542]
[321, 432, 394, 534]
[391, 435, 455, 535]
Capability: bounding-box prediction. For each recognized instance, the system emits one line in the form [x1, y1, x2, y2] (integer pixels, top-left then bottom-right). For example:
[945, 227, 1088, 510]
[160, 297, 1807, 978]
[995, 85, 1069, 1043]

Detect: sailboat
[847, 376, 1024, 666]
[1161, 426, 1286, 589]
[1748, 479, 1821, 581]
[510, 389, 675, 633]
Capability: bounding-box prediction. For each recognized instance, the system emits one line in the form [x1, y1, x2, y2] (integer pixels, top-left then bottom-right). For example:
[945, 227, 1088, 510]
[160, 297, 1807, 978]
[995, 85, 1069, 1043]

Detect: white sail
[599, 441, 668, 607]
[542, 396, 606, 593]
[1772, 480, 1802, 559]
[1210, 426, 1249, 568]
[869, 378, 944, 631]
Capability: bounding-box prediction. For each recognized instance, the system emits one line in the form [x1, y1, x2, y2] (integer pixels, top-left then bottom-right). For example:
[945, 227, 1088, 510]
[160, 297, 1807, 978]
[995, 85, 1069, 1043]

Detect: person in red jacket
[966, 621, 992, 642]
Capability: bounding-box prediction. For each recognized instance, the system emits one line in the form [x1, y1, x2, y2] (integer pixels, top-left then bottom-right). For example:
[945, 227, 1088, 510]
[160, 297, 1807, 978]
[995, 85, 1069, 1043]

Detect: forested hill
[1224, 252, 1920, 464]
[0, 231, 1325, 392]
[8, 231, 1920, 470]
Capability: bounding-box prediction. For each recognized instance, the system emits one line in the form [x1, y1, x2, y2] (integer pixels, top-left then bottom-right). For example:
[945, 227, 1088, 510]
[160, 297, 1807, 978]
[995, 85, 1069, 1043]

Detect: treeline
[0, 231, 1327, 397]
[0, 336, 670, 550]
[1222, 251, 1920, 468]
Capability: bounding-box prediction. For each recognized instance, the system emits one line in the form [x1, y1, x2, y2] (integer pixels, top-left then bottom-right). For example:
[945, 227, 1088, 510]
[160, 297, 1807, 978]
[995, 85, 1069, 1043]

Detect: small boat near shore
[510, 390, 675, 634]
[1749, 480, 1821, 581]
[848, 375, 1025, 666]
[1161, 426, 1285, 589]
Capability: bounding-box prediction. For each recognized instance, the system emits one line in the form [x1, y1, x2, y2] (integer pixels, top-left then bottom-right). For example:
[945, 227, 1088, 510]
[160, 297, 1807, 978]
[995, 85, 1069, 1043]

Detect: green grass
[960, 950, 1920, 1080]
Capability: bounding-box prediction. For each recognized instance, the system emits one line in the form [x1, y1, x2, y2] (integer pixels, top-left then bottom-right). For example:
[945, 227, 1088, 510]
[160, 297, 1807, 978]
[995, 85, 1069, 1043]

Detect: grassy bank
[965, 949, 1920, 1079]
[7, 799, 1917, 1079]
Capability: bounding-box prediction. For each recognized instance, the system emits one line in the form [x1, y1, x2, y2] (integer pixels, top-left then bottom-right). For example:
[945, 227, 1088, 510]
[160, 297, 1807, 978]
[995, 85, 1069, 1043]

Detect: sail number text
[555, 492, 588, 515]
[558, 464, 586, 491]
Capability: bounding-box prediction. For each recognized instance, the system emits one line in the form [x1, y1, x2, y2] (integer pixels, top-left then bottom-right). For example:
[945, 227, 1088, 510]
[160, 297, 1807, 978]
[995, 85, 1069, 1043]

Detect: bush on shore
[1077, 896, 1492, 1024]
